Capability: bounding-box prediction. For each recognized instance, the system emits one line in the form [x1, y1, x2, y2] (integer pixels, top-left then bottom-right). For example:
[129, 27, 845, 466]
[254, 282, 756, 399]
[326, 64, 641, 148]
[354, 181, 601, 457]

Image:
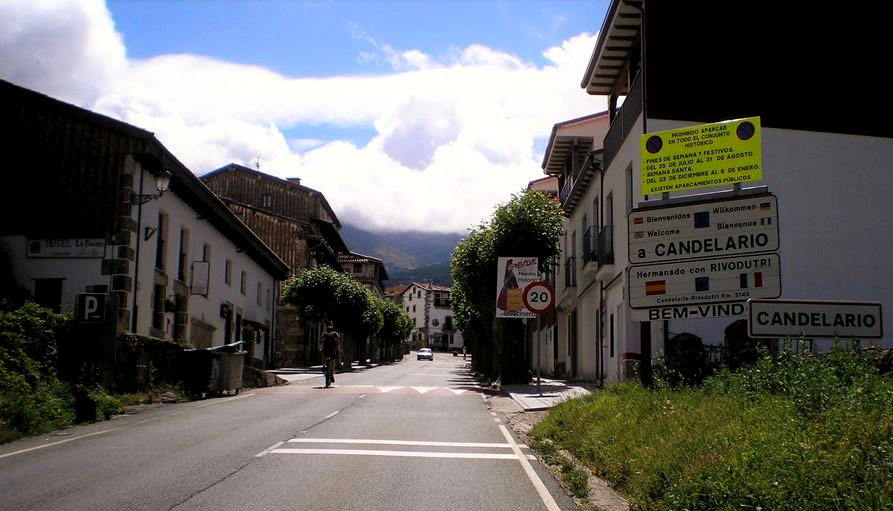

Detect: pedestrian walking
[319, 322, 340, 388]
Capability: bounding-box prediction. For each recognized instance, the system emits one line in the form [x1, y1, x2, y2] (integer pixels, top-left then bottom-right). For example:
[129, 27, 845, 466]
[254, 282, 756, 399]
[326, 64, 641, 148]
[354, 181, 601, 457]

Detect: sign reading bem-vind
[641, 117, 762, 196]
[748, 299, 883, 339]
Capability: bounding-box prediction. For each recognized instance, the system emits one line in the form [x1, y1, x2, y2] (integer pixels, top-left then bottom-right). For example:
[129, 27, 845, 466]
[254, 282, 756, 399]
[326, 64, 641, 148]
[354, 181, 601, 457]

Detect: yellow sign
[640, 116, 761, 196]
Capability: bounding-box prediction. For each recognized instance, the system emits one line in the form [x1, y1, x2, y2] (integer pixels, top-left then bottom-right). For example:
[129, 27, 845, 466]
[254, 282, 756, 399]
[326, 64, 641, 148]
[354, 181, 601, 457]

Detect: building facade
[400, 282, 464, 351]
[0, 80, 288, 367]
[546, 0, 893, 383]
[200, 164, 349, 367]
[339, 252, 389, 297]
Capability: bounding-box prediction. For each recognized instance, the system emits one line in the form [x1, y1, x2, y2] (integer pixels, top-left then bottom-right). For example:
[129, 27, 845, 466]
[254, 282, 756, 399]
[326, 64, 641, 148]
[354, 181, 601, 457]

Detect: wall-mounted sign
[748, 299, 883, 339]
[75, 293, 106, 323]
[640, 116, 762, 196]
[628, 253, 781, 309]
[629, 195, 779, 264]
[496, 256, 539, 319]
[630, 302, 746, 322]
[432, 319, 440, 327]
[27, 238, 105, 258]
[191, 261, 210, 296]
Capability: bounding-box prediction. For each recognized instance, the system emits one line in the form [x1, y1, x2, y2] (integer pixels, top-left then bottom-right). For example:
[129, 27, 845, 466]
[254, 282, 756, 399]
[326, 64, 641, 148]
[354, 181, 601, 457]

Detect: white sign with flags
[629, 253, 781, 309]
[496, 256, 539, 319]
[628, 195, 778, 264]
[748, 299, 883, 339]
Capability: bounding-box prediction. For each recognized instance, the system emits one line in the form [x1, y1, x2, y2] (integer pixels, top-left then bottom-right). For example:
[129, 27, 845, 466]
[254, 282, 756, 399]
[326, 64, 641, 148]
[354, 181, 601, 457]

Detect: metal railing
[598, 225, 615, 265]
[582, 225, 598, 263]
[564, 256, 576, 288]
[603, 72, 643, 170]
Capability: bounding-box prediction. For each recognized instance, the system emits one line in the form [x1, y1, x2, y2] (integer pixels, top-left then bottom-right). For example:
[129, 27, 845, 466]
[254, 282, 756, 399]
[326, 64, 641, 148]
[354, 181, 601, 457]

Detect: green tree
[451, 189, 562, 384]
[377, 298, 413, 361]
[282, 266, 383, 366]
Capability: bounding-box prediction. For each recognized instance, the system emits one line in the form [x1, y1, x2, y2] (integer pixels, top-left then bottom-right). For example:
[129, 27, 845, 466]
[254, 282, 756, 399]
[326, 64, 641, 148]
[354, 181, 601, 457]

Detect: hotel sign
[640, 116, 762, 196]
[628, 253, 781, 309]
[27, 238, 105, 258]
[628, 195, 779, 264]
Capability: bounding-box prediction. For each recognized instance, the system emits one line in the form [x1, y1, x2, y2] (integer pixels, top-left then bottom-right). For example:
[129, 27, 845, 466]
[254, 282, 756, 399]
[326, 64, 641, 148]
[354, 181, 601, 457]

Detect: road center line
[270, 448, 534, 460]
[287, 438, 528, 449]
[254, 441, 284, 458]
[324, 410, 340, 420]
[499, 424, 560, 511]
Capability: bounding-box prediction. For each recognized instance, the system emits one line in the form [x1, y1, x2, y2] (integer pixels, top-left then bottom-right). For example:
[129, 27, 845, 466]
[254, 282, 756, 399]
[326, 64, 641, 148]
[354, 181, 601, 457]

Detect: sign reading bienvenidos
[641, 117, 762, 196]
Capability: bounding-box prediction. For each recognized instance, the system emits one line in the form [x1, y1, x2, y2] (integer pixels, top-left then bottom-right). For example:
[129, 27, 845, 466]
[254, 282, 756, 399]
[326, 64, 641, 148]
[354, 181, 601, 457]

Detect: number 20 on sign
[523, 281, 555, 315]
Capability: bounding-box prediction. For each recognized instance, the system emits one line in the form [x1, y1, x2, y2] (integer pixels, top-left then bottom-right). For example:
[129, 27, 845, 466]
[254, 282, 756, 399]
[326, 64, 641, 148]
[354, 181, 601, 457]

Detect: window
[225, 259, 232, 286]
[266, 289, 272, 311]
[177, 227, 189, 282]
[240, 271, 247, 295]
[412, 305, 416, 312]
[33, 278, 63, 313]
[610, 313, 615, 358]
[626, 164, 634, 213]
[353, 263, 363, 274]
[155, 212, 168, 271]
[593, 198, 600, 229]
[257, 282, 262, 306]
[445, 316, 453, 330]
[202, 243, 211, 263]
[606, 192, 614, 227]
[262, 193, 272, 208]
[152, 284, 166, 330]
[581, 213, 587, 237]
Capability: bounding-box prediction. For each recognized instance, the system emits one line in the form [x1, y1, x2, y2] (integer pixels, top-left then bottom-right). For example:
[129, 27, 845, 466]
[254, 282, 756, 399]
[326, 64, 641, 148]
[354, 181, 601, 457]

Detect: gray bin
[183, 341, 246, 397]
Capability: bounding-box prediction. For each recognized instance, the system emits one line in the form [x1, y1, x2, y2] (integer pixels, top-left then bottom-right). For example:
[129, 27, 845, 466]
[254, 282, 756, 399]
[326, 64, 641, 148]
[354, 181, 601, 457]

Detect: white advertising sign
[496, 256, 539, 319]
[628, 195, 778, 264]
[748, 299, 883, 339]
[26, 238, 105, 258]
[629, 253, 781, 309]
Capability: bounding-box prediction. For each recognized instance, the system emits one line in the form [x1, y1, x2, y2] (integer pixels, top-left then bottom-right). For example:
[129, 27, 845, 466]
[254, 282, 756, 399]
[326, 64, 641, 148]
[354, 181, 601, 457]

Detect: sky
[0, 0, 610, 234]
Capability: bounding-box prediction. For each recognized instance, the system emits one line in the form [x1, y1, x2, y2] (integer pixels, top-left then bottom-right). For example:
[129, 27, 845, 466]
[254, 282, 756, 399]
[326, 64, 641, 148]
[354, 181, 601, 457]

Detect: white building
[400, 282, 464, 352]
[542, 0, 893, 383]
[0, 79, 289, 368]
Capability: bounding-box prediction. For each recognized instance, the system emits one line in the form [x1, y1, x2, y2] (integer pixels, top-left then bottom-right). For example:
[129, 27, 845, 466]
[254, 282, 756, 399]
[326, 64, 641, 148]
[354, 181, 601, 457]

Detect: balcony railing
[564, 256, 577, 288]
[603, 72, 643, 170]
[598, 225, 615, 265]
[433, 299, 451, 308]
[582, 225, 598, 263]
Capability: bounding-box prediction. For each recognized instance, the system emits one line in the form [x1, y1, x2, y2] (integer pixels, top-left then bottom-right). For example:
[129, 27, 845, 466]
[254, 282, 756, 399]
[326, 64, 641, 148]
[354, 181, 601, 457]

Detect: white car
[417, 348, 433, 361]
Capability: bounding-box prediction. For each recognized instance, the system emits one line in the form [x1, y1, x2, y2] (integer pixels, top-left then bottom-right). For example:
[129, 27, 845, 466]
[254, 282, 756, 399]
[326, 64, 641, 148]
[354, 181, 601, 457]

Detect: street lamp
[131, 170, 172, 205]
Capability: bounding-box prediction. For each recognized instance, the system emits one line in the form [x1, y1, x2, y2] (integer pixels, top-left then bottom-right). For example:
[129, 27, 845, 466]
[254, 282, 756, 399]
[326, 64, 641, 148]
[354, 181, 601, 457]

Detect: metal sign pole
[537, 325, 542, 396]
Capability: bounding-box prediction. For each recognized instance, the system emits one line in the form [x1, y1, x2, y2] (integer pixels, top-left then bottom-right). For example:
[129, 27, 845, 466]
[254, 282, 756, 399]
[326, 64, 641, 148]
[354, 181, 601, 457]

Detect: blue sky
[2, 0, 611, 233]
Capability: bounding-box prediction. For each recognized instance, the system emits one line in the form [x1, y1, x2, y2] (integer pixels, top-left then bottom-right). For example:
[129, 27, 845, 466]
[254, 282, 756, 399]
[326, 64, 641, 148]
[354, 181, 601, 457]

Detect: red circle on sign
[523, 281, 555, 314]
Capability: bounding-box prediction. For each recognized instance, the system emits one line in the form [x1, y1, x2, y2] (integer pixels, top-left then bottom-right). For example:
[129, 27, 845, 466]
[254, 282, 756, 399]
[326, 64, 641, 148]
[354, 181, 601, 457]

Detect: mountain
[340, 224, 463, 283]
[387, 261, 453, 286]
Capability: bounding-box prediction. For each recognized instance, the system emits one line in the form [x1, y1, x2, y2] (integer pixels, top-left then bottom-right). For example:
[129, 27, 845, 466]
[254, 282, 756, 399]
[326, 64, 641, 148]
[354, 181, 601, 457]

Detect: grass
[530, 348, 893, 510]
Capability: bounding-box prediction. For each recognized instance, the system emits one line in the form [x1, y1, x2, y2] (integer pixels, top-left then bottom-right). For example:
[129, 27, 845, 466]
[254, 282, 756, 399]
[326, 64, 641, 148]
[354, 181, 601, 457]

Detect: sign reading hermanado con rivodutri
[628, 253, 781, 309]
[748, 299, 883, 339]
[641, 117, 761, 196]
[628, 194, 778, 264]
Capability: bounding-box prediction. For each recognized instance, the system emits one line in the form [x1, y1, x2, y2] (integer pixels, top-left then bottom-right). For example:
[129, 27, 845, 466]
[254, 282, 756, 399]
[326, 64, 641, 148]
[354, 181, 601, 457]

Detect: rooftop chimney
[287, 177, 301, 185]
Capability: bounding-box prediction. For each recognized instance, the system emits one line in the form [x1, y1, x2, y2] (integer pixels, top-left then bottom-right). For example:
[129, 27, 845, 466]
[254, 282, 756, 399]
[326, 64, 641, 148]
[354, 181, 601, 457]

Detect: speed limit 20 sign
[523, 281, 555, 315]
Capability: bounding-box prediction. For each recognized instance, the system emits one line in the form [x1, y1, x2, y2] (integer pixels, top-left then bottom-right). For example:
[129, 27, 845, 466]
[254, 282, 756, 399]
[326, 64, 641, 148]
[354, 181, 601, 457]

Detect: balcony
[603, 72, 643, 171]
[564, 256, 577, 288]
[598, 225, 615, 265]
[582, 225, 615, 267]
[433, 299, 451, 308]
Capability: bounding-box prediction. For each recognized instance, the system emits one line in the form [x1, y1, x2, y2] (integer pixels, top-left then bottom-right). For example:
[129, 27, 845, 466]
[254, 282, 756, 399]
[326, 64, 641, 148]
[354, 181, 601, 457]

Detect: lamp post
[131, 170, 172, 205]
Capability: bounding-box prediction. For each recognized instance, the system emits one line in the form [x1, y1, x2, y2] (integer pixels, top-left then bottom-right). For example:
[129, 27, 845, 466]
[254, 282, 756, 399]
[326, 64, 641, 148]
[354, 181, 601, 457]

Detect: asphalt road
[0, 353, 578, 511]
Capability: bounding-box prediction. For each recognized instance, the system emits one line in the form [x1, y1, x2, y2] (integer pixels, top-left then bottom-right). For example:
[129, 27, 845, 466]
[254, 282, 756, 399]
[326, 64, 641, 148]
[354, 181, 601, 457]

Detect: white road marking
[448, 389, 467, 395]
[411, 386, 438, 394]
[0, 427, 121, 459]
[359, 394, 367, 399]
[270, 448, 535, 460]
[345, 385, 374, 388]
[324, 410, 340, 420]
[254, 441, 284, 458]
[490, 411, 496, 416]
[494, 418, 502, 423]
[287, 438, 529, 449]
[378, 386, 401, 393]
[407, 373, 446, 376]
[499, 424, 560, 511]
[197, 393, 254, 407]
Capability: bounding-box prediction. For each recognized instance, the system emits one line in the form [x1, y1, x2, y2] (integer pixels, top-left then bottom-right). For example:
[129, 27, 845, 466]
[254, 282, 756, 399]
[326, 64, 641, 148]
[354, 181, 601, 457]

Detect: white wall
[131, 166, 277, 348]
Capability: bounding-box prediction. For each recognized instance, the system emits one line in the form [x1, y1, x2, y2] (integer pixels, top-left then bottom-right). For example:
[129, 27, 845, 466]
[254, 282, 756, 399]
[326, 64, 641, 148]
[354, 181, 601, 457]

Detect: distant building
[384, 284, 409, 305]
[339, 252, 389, 297]
[399, 282, 463, 351]
[0, 79, 288, 368]
[527, 175, 559, 201]
[200, 163, 349, 367]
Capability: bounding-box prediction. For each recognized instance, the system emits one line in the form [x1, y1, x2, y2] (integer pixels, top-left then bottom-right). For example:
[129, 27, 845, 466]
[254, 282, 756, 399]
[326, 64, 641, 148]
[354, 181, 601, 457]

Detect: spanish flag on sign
[645, 280, 666, 296]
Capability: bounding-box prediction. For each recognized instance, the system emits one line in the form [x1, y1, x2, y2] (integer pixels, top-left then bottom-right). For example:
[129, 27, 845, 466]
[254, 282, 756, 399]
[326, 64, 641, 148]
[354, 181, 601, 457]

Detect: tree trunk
[496, 318, 531, 385]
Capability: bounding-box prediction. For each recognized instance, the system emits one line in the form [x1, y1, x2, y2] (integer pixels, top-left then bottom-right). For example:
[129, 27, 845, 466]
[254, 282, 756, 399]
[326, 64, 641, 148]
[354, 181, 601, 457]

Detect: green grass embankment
[530, 348, 893, 511]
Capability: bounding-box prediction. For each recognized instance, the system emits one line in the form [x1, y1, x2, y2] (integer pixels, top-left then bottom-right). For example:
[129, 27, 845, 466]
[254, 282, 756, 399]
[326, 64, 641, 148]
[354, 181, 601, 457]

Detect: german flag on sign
[645, 280, 666, 295]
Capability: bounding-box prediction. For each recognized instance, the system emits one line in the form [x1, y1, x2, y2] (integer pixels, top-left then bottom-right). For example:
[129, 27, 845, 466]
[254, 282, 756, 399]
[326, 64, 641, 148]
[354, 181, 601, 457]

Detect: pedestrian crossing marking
[448, 389, 467, 395]
[411, 386, 438, 394]
[378, 386, 401, 393]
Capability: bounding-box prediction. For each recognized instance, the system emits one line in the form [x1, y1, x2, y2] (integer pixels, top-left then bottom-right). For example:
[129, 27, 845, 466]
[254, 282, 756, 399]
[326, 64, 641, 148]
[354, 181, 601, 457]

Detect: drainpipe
[130, 163, 145, 332]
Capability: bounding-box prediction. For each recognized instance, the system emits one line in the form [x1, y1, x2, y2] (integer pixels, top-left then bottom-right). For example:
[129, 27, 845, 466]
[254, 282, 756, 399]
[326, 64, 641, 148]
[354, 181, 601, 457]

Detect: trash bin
[182, 341, 246, 398]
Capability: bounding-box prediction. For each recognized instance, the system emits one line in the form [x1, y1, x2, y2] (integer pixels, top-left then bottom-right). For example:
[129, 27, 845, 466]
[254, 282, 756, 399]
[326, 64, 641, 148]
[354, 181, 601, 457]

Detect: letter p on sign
[76, 293, 106, 323]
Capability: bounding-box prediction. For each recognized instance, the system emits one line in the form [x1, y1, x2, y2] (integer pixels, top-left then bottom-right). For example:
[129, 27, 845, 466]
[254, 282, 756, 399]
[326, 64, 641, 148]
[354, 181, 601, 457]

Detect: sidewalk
[502, 378, 589, 411]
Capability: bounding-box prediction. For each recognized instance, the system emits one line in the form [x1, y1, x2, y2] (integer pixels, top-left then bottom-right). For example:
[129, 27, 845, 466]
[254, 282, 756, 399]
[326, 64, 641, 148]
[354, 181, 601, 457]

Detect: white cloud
[0, 0, 606, 233]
